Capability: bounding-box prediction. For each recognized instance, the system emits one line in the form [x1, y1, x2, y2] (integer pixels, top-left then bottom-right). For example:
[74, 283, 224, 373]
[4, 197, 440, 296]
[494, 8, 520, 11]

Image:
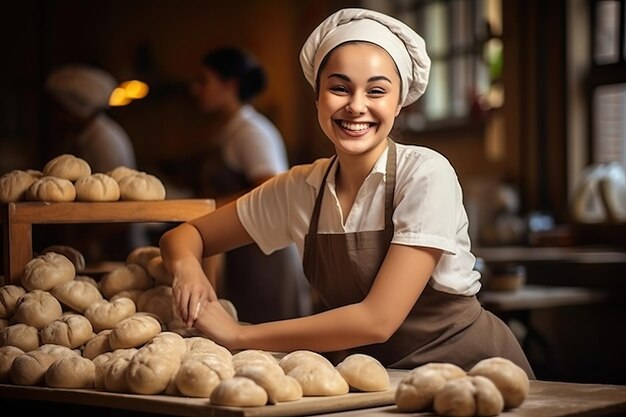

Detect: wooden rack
[1, 199, 215, 285]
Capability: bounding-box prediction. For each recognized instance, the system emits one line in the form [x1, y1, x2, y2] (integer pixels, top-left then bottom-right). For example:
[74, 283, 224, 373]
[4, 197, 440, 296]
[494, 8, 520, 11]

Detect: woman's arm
[194, 243, 442, 352]
[159, 201, 253, 325]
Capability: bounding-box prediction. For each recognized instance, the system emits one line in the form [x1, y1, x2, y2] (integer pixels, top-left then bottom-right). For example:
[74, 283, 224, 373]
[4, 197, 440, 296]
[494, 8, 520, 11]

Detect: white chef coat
[237, 142, 481, 296]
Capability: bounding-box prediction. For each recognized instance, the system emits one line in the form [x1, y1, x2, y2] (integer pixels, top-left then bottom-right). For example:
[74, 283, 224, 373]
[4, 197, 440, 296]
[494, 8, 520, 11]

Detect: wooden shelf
[1, 199, 215, 284]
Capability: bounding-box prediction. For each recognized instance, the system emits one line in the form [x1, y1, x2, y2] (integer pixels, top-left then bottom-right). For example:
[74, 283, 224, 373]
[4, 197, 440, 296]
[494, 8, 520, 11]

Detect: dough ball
[38, 343, 79, 359]
[210, 376, 269, 407]
[94, 348, 136, 390]
[0, 323, 40, 352]
[0, 284, 27, 318]
[118, 172, 166, 201]
[84, 297, 136, 332]
[51, 279, 103, 313]
[110, 289, 143, 305]
[219, 299, 238, 322]
[26, 176, 76, 202]
[10, 349, 56, 386]
[104, 355, 134, 392]
[336, 353, 390, 392]
[99, 263, 152, 299]
[145, 331, 188, 358]
[126, 245, 161, 269]
[74, 173, 120, 201]
[136, 285, 176, 325]
[468, 356, 530, 408]
[0, 345, 25, 382]
[279, 349, 334, 374]
[83, 329, 112, 360]
[13, 289, 63, 329]
[109, 314, 162, 350]
[107, 166, 139, 182]
[185, 336, 232, 363]
[236, 362, 303, 404]
[0, 169, 40, 203]
[395, 362, 467, 412]
[145, 255, 173, 286]
[41, 245, 86, 273]
[433, 376, 504, 417]
[126, 347, 181, 394]
[46, 355, 95, 388]
[175, 353, 233, 398]
[22, 252, 75, 291]
[43, 154, 91, 180]
[287, 361, 349, 396]
[0, 319, 8, 330]
[232, 349, 277, 371]
[40, 313, 93, 348]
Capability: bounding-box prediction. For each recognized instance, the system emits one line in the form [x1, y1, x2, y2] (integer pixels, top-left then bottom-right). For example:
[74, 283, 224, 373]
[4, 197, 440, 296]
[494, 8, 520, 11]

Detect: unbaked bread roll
[110, 289, 143, 305]
[109, 314, 162, 350]
[433, 375, 504, 417]
[74, 172, 120, 201]
[13, 289, 63, 330]
[75, 274, 98, 287]
[104, 355, 134, 392]
[175, 353, 234, 398]
[126, 245, 161, 269]
[94, 348, 137, 390]
[236, 362, 303, 404]
[136, 285, 176, 325]
[51, 279, 103, 313]
[279, 349, 334, 374]
[210, 376, 269, 407]
[41, 245, 86, 272]
[0, 169, 41, 203]
[0, 345, 24, 382]
[46, 355, 95, 388]
[9, 344, 76, 386]
[107, 166, 139, 182]
[26, 176, 76, 202]
[83, 329, 112, 360]
[232, 349, 277, 369]
[287, 361, 349, 396]
[22, 252, 76, 291]
[145, 255, 174, 286]
[0, 284, 27, 318]
[468, 357, 530, 408]
[99, 263, 152, 299]
[395, 362, 467, 412]
[336, 353, 390, 392]
[145, 331, 187, 358]
[118, 172, 166, 201]
[185, 336, 232, 364]
[43, 153, 91, 181]
[0, 323, 40, 352]
[126, 345, 181, 395]
[40, 313, 94, 348]
[84, 297, 136, 332]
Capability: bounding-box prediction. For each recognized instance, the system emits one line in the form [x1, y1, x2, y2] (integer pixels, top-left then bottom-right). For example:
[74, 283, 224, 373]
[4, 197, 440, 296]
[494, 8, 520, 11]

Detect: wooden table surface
[1, 370, 625, 417]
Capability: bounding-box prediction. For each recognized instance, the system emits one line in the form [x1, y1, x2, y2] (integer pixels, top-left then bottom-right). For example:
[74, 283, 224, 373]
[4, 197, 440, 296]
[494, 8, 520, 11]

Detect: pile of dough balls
[0, 153, 166, 203]
[395, 358, 530, 416]
[0, 244, 392, 408]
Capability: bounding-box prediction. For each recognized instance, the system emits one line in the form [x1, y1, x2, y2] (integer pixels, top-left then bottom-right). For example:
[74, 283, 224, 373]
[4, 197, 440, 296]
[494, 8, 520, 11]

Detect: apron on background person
[302, 139, 535, 378]
[202, 146, 310, 324]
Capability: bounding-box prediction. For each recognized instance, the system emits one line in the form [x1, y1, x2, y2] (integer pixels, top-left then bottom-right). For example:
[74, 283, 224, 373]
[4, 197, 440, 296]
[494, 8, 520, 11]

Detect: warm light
[121, 80, 149, 99]
[109, 87, 132, 106]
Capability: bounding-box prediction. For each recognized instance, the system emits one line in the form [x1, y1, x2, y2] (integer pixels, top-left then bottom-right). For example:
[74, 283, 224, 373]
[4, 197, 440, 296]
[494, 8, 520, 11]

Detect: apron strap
[307, 155, 337, 234]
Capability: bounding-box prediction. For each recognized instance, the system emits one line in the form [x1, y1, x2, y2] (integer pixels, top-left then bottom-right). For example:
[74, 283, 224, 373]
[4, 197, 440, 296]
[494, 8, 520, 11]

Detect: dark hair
[201, 47, 267, 102]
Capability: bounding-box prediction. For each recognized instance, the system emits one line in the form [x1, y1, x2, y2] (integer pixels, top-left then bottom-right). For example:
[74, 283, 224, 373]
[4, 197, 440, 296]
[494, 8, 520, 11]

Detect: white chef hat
[300, 8, 431, 107]
[45, 65, 117, 118]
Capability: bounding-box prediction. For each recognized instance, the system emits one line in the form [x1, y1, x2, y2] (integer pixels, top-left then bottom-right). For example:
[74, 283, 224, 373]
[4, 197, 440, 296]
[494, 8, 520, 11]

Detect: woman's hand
[171, 259, 217, 327]
[193, 299, 242, 350]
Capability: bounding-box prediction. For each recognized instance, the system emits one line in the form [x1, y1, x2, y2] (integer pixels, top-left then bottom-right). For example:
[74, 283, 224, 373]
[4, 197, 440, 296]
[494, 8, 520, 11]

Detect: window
[362, 0, 503, 132]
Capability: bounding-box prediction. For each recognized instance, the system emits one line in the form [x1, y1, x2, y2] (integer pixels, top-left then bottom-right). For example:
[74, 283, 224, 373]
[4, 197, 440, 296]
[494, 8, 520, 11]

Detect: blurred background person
[189, 46, 311, 322]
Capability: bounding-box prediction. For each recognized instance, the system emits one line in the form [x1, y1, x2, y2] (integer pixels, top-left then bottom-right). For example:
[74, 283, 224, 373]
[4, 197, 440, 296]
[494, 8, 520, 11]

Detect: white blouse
[236, 142, 481, 295]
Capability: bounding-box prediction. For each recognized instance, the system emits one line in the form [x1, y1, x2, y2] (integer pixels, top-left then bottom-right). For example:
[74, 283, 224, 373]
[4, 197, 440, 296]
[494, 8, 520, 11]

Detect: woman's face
[190, 67, 234, 113]
[316, 43, 402, 157]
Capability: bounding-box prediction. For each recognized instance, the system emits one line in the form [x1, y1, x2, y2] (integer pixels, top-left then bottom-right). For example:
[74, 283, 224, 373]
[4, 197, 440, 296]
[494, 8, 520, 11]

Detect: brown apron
[302, 140, 535, 378]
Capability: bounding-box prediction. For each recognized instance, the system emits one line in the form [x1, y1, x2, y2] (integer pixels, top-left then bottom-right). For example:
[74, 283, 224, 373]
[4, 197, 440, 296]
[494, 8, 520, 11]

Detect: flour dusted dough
[0, 323, 40, 352]
[279, 349, 334, 374]
[22, 252, 75, 291]
[107, 166, 139, 182]
[126, 245, 161, 269]
[74, 173, 120, 201]
[40, 313, 94, 348]
[336, 353, 390, 392]
[175, 353, 234, 398]
[136, 285, 176, 325]
[0, 169, 41, 203]
[0, 284, 27, 318]
[94, 348, 137, 390]
[99, 263, 153, 299]
[51, 279, 103, 313]
[468, 356, 530, 408]
[84, 297, 136, 332]
[0, 345, 25, 382]
[236, 362, 303, 404]
[395, 362, 467, 412]
[46, 355, 95, 388]
[41, 245, 86, 272]
[210, 376, 269, 407]
[109, 314, 162, 349]
[145, 255, 174, 286]
[43, 154, 91, 181]
[13, 289, 63, 330]
[287, 361, 349, 396]
[118, 172, 166, 201]
[433, 376, 504, 417]
[26, 176, 76, 202]
[83, 329, 112, 360]
[9, 344, 75, 386]
[126, 344, 181, 394]
[185, 336, 232, 363]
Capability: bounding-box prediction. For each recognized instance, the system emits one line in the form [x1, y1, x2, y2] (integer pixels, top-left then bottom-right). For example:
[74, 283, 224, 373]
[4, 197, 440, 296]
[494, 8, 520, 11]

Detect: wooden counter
[1, 370, 625, 417]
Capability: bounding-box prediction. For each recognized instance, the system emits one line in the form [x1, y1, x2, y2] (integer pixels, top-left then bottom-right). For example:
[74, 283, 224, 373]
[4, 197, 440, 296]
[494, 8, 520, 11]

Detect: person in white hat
[160, 8, 534, 377]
